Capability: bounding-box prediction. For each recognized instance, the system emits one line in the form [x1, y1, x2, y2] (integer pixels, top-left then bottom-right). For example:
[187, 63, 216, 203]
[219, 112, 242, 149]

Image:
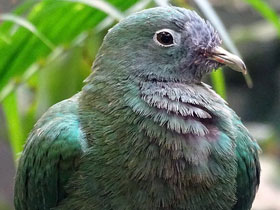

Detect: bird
[14, 6, 260, 210]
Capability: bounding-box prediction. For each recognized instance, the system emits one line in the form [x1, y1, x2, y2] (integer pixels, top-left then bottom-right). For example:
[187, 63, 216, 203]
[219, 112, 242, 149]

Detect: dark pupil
[157, 32, 173, 45]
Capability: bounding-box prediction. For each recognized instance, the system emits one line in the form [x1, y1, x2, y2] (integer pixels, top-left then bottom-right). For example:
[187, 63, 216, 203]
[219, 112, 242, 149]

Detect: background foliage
[0, 0, 280, 209]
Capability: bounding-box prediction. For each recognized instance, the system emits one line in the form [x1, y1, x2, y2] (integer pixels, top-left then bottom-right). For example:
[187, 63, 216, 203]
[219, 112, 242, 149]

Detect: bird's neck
[78, 77, 237, 208]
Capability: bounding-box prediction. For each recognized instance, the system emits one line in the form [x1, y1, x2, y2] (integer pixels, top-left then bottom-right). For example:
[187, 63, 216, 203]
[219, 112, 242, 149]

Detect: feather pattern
[54, 78, 250, 210]
[14, 94, 87, 210]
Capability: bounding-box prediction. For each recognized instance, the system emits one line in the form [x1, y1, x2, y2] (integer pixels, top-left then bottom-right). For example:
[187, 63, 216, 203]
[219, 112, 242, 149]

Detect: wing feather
[14, 96, 87, 210]
[233, 121, 260, 210]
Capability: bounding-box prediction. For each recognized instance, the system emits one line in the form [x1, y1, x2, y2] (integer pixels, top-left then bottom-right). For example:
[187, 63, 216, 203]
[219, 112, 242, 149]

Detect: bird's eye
[154, 30, 175, 47]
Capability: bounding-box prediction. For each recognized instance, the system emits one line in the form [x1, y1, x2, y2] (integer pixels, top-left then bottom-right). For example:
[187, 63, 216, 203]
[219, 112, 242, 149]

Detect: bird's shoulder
[14, 93, 88, 210]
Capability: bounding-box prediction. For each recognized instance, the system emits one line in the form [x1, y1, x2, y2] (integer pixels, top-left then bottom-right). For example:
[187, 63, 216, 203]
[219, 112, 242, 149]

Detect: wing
[14, 95, 88, 210]
[233, 120, 260, 210]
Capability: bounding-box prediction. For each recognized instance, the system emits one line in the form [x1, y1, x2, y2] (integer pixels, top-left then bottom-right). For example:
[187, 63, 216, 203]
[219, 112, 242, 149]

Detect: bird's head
[92, 6, 246, 83]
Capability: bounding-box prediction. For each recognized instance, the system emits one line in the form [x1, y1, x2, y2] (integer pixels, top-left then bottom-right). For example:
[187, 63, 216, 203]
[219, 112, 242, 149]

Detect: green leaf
[0, 13, 55, 49]
[0, 0, 138, 91]
[63, 0, 124, 21]
[96, 0, 152, 32]
[244, 0, 280, 37]
[211, 68, 226, 99]
[2, 92, 25, 161]
[0, 33, 11, 44]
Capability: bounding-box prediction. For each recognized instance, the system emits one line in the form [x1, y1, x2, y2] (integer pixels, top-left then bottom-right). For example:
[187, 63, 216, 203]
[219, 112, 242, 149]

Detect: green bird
[14, 7, 260, 210]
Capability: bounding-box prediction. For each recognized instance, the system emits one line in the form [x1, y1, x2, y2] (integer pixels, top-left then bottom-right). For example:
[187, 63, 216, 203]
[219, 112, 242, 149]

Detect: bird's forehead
[108, 7, 221, 50]
[116, 7, 190, 31]
[119, 7, 214, 34]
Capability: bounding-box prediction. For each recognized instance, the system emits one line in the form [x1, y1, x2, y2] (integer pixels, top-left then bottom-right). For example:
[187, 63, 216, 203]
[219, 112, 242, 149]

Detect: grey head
[91, 6, 246, 83]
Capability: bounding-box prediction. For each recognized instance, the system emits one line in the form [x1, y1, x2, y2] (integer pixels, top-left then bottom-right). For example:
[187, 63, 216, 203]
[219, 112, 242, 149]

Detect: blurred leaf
[36, 45, 89, 115]
[0, 80, 17, 102]
[0, 33, 11, 44]
[127, 0, 153, 13]
[2, 92, 24, 161]
[63, 0, 124, 20]
[154, 0, 169, 6]
[0, 0, 138, 92]
[96, 0, 152, 32]
[0, 63, 40, 103]
[244, 0, 280, 37]
[211, 68, 226, 99]
[0, 13, 55, 49]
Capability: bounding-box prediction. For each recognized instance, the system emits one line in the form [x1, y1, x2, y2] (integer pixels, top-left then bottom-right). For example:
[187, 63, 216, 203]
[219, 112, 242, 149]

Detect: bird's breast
[123, 80, 236, 167]
[78, 79, 238, 209]
[112, 80, 238, 209]
[129, 81, 227, 139]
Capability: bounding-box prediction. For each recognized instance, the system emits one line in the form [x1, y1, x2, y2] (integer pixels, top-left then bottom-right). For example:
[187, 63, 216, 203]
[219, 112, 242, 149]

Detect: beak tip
[242, 63, 247, 75]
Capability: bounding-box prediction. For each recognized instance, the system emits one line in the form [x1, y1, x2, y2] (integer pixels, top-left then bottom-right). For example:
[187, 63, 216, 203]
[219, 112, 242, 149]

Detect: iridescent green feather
[14, 94, 87, 210]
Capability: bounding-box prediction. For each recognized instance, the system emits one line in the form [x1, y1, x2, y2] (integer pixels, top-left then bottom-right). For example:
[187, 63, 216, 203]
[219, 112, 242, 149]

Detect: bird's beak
[209, 46, 247, 74]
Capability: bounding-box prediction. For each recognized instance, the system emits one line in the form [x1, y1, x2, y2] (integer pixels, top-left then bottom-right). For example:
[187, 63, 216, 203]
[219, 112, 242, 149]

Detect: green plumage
[14, 7, 260, 210]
